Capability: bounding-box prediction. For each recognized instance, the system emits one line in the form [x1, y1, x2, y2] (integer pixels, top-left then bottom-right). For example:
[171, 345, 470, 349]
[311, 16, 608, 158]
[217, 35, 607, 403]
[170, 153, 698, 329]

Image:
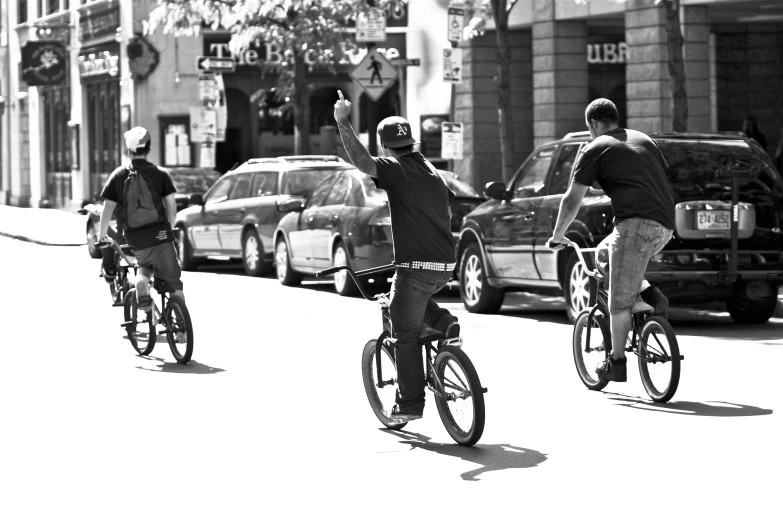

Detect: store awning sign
[21, 41, 67, 86]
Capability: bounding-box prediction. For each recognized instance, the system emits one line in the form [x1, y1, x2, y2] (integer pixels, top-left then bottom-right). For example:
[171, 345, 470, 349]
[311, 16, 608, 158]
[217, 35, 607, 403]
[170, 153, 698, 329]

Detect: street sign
[189, 106, 217, 143]
[200, 139, 216, 168]
[198, 73, 216, 102]
[350, 49, 399, 102]
[356, 11, 387, 42]
[442, 122, 463, 160]
[391, 58, 421, 67]
[443, 48, 463, 83]
[196, 55, 236, 72]
[447, 6, 465, 44]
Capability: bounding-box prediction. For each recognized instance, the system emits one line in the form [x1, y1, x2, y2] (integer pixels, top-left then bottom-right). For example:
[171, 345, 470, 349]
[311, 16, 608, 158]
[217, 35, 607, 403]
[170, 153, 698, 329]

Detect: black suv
[457, 131, 783, 324]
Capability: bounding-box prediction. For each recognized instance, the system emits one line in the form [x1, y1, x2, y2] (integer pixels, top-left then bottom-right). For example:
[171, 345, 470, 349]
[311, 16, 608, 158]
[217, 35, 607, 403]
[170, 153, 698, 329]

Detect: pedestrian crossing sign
[350, 49, 399, 102]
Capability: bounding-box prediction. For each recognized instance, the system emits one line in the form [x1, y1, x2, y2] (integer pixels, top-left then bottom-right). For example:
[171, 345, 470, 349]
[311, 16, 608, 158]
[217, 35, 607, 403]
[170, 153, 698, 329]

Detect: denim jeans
[389, 267, 453, 412]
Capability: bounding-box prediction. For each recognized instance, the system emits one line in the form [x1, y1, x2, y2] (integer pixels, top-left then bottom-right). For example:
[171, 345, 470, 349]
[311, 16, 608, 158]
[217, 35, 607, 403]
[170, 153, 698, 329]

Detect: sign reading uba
[587, 43, 630, 64]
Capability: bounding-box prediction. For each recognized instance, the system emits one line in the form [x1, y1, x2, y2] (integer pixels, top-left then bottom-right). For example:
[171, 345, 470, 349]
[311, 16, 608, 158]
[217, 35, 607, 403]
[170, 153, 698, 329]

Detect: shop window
[309, 87, 341, 130]
[159, 117, 193, 167]
[359, 88, 399, 133]
[257, 88, 293, 135]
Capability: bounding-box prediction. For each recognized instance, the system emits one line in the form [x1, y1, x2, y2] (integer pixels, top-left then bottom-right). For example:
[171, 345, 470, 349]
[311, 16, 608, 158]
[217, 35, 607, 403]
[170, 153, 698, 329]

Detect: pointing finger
[338, 90, 344, 102]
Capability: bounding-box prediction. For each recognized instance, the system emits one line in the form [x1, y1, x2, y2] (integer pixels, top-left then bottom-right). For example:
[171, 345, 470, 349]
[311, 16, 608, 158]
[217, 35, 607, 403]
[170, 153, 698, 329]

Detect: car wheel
[87, 222, 101, 259]
[459, 243, 504, 314]
[242, 229, 270, 277]
[564, 250, 597, 323]
[275, 238, 302, 286]
[177, 225, 201, 271]
[726, 295, 777, 324]
[333, 241, 358, 296]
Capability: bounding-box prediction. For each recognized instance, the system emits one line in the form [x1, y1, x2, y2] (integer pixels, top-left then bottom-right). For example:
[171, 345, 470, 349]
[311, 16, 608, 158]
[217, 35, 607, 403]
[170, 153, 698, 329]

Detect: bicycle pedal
[120, 321, 134, 328]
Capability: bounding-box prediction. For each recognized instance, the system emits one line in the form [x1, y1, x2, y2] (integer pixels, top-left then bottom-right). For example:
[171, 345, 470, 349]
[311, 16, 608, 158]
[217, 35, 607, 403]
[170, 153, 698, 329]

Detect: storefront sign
[79, 48, 120, 78]
[587, 42, 630, 64]
[79, 5, 121, 42]
[21, 41, 67, 86]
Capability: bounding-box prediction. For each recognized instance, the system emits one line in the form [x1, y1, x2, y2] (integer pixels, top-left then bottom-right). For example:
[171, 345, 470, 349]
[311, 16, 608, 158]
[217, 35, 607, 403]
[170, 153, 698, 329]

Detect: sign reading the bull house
[21, 41, 67, 86]
[79, 4, 121, 41]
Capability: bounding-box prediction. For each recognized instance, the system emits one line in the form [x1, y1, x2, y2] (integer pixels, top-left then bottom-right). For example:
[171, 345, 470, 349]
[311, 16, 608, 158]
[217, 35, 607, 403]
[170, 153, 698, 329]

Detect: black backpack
[120, 163, 166, 230]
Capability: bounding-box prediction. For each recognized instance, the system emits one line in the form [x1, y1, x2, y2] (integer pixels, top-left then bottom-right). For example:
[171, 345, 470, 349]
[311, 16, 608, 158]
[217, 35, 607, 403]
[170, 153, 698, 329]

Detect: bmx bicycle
[559, 239, 683, 403]
[95, 239, 194, 364]
[316, 264, 487, 446]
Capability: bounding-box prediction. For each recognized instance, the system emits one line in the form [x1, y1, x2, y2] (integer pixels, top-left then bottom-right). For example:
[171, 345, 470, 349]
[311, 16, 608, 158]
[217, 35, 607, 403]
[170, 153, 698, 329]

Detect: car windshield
[282, 168, 341, 196]
[438, 170, 480, 197]
[170, 170, 222, 194]
[658, 139, 783, 200]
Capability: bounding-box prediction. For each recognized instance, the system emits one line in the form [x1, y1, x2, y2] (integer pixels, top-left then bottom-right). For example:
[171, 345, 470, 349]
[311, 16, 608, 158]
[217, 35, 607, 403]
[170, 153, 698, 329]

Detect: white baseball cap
[124, 126, 150, 152]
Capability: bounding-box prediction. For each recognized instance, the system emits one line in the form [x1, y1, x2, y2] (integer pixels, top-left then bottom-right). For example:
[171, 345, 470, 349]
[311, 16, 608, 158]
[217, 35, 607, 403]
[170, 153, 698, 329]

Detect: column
[532, 0, 589, 149]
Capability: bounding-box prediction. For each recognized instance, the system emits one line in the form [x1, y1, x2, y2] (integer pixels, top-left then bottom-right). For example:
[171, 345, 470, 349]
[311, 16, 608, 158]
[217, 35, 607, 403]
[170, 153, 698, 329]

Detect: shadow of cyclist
[135, 356, 225, 374]
[383, 429, 547, 481]
[606, 393, 772, 417]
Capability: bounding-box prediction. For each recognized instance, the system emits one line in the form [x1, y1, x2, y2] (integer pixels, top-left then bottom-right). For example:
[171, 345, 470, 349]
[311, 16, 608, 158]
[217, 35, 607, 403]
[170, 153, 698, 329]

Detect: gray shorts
[597, 218, 672, 313]
[132, 242, 184, 291]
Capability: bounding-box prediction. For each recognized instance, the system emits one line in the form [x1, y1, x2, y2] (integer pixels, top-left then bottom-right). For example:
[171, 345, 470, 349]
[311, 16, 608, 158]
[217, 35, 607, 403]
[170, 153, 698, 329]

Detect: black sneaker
[443, 320, 460, 339]
[390, 404, 423, 423]
[432, 311, 460, 339]
[641, 286, 668, 316]
[596, 355, 627, 382]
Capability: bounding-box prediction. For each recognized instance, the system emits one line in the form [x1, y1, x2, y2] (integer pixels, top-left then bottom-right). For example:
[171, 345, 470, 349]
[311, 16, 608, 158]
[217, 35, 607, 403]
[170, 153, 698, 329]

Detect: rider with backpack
[97, 127, 184, 312]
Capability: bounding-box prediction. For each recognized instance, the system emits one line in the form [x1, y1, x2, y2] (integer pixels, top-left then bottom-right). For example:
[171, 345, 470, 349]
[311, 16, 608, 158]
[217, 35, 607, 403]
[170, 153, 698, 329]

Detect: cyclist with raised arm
[547, 98, 674, 382]
[334, 90, 459, 423]
[97, 127, 185, 316]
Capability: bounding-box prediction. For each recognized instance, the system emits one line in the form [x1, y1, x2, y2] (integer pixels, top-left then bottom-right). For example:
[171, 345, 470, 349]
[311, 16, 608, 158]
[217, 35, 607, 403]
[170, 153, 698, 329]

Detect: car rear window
[658, 139, 783, 199]
[281, 168, 338, 196]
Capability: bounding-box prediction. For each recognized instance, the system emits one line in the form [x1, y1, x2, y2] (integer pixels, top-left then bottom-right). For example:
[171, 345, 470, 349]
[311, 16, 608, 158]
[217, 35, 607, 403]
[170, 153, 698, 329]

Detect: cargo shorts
[597, 218, 672, 313]
[132, 241, 184, 291]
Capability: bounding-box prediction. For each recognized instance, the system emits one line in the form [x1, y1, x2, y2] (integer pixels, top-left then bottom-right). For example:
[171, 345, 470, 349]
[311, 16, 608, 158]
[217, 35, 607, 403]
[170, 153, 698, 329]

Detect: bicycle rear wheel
[123, 289, 155, 355]
[572, 309, 609, 391]
[637, 316, 681, 403]
[361, 336, 407, 430]
[165, 294, 193, 364]
[433, 346, 485, 446]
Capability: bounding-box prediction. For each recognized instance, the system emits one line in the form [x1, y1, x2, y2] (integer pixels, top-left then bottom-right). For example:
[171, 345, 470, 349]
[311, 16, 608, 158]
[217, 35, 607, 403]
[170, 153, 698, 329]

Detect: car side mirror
[277, 196, 305, 213]
[484, 181, 508, 200]
[189, 193, 204, 206]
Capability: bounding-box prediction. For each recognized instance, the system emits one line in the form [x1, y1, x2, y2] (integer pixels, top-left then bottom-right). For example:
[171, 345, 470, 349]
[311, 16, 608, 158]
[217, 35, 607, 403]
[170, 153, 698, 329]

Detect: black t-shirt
[372, 152, 456, 264]
[100, 159, 177, 250]
[572, 128, 675, 230]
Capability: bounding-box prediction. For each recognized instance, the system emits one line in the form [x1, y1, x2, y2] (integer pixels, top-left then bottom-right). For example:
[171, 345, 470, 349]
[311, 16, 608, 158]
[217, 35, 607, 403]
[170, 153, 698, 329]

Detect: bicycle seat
[631, 299, 654, 315]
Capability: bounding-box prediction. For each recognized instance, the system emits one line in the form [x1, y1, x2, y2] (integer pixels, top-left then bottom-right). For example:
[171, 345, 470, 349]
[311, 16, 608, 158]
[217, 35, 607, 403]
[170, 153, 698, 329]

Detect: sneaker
[641, 285, 668, 316]
[443, 320, 460, 339]
[432, 311, 460, 339]
[596, 355, 627, 382]
[390, 404, 423, 423]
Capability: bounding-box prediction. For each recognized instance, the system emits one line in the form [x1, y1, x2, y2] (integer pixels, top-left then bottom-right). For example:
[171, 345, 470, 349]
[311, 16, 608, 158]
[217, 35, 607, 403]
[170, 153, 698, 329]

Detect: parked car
[457, 131, 783, 324]
[81, 167, 221, 258]
[175, 156, 353, 275]
[273, 168, 486, 295]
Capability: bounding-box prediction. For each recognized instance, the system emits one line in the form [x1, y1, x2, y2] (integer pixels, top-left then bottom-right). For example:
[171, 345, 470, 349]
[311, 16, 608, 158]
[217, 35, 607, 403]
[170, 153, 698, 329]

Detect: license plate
[697, 210, 730, 230]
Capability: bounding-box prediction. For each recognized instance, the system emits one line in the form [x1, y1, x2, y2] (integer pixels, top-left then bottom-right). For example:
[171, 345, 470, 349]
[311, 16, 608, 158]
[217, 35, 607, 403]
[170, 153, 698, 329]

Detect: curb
[0, 229, 85, 247]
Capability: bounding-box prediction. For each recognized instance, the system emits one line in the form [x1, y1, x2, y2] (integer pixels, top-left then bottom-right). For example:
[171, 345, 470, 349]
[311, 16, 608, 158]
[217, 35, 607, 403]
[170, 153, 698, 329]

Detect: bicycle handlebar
[94, 238, 137, 268]
[315, 264, 396, 301]
[549, 238, 599, 278]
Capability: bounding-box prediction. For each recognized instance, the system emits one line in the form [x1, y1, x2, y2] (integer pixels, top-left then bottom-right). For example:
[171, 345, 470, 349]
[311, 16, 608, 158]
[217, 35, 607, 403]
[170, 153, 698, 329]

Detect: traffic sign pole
[366, 43, 378, 157]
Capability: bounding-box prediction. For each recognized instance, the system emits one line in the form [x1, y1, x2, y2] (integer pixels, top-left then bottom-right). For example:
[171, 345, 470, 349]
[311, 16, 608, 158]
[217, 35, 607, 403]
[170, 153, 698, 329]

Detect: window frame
[510, 145, 557, 198]
[159, 115, 194, 168]
[204, 175, 235, 204]
[228, 173, 253, 201]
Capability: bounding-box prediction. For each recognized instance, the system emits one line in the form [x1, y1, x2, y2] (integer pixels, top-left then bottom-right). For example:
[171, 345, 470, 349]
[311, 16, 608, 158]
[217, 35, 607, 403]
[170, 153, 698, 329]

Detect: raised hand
[334, 90, 352, 121]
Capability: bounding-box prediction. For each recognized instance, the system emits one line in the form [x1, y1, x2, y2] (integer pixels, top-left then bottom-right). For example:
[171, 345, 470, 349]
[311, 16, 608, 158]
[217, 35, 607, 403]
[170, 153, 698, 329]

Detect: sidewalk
[0, 204, 87, 246]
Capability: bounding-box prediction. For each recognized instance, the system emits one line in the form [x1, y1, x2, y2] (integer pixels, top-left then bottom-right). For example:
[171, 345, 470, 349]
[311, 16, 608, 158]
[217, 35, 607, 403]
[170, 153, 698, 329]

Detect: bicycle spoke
[445, 360, 469, 390]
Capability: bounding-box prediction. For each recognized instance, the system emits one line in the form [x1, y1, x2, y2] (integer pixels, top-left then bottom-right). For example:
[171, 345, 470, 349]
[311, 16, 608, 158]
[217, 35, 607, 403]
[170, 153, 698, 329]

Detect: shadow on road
[606, 393, 773, 417]
[665, 309, 782, 344]
[382, 429, 547, 481]
[135, 355, 225, 374]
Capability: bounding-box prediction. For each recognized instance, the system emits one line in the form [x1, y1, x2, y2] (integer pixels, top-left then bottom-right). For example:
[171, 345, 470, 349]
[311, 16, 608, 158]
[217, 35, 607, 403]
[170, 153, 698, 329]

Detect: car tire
[564, 250, 597, 323]
[87, 222, 101, 259]
[726, 295, 777, 324]
[275, 238, 302, 286]
[177, 225, 202, 271]
[333, 241, 358, 296]
[459, 243, 504, 314]
[242, 229, 270, 277]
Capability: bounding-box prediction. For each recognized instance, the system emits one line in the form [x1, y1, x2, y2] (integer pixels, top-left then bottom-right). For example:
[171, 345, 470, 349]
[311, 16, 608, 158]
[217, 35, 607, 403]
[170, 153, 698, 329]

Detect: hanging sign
[441, 122, 463, 160]
[189, 107, 217, 143]
[447, 6, 465, 44]
[199, 73, 216, 102]
[21, 41, 67, 86]
[443, 48, 462, 83]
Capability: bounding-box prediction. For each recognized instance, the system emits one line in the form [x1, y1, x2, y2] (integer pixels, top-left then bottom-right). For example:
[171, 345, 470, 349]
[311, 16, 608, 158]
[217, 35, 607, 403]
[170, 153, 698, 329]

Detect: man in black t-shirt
[98, 127, 184, 313]
[547, 99, 674, 383]
[334, 91, 458, 423]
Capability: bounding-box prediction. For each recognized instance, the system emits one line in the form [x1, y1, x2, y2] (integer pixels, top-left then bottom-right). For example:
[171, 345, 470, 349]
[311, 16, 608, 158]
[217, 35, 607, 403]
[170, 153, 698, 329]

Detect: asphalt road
[0, 236, 780, 521]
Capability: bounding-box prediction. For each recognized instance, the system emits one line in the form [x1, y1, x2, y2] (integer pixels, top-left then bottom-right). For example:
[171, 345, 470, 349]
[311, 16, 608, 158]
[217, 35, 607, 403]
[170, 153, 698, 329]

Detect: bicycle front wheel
[433, 346, 485, 446]
[637, 316, 681, 403]
[362, 336, 407, 430]
[123, 289, 155, 355]
[165, 294, 193, 364]
[572, 309, 609, 391]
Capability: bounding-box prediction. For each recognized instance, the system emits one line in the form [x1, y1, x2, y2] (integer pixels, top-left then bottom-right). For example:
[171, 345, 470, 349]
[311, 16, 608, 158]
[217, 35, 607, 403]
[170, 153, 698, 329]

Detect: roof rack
[277, 155, 346, 163]
[563, 131, 591, 139]
[246, 158, 286, 164]
[648, 131, 748, 139]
